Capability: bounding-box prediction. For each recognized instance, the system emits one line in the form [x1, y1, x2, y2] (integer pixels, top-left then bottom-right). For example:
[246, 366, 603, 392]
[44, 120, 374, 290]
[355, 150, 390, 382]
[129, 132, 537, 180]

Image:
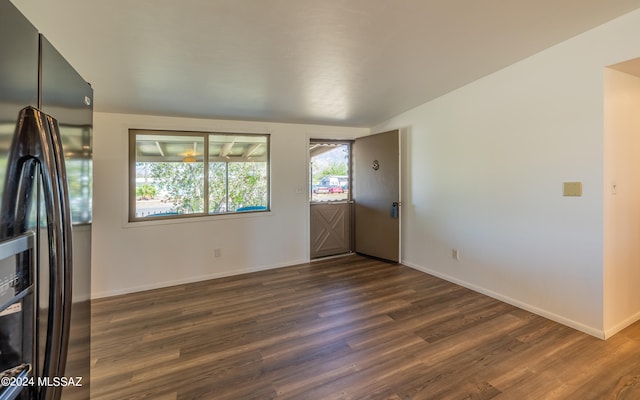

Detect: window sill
[124, 209, 272, 229]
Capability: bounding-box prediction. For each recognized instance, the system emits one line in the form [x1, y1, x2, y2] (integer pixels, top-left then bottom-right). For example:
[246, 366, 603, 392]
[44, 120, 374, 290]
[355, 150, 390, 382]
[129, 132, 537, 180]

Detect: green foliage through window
[130, 130, 270, 220]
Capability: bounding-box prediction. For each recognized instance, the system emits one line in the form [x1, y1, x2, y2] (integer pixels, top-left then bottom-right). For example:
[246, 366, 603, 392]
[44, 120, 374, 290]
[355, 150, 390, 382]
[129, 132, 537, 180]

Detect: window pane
[310, 143, 350, 202]
[134, 134, 205, 218]
[208, 134, 269, 213]
[208, 162, 227, 213]
[130, 130, 269, 221]
[228, 161, 268, 212]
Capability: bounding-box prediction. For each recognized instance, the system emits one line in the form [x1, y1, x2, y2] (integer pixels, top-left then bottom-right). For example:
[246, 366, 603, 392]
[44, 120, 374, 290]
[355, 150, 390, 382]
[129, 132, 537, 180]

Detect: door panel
[353, 130, 400, 262]
[310, 203, 351, 258]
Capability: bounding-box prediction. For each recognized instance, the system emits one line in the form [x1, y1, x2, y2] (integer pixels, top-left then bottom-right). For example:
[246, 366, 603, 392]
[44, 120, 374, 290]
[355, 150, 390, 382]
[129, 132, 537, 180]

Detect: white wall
[603, 68, 640, 336]
[373, 9, 640, 338]
[91, 112, 367, 298]
[87, 8, 640, 339]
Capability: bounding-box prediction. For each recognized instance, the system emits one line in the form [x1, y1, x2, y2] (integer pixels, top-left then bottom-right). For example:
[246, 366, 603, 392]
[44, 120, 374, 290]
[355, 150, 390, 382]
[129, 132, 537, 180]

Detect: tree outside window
[130, 130, 269, 221]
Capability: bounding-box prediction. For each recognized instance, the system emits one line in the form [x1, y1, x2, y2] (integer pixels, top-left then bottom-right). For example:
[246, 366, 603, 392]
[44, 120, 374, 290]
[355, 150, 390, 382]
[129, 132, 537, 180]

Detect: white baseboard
[91, 258, 309, 299]
[93, 256, 638, 341]
[402, 260, 606, 340]
[604, 311, 640, 339]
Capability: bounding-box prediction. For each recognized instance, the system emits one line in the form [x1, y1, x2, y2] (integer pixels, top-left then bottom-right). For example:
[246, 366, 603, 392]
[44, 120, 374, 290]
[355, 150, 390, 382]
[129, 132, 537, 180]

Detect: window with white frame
[129, 129, 270, 221]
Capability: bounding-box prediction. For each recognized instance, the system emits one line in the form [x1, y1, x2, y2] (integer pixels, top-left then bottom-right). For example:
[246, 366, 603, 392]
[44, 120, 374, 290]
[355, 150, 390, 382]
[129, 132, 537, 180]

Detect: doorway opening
[309, 140, 353, 259]
[308, 130, 401, 262]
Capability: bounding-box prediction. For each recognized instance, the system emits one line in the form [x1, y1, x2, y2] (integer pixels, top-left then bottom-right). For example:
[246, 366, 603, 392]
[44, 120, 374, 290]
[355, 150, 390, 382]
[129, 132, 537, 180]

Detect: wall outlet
[214, 248, 222, 258]
[452, 249, 460, 260]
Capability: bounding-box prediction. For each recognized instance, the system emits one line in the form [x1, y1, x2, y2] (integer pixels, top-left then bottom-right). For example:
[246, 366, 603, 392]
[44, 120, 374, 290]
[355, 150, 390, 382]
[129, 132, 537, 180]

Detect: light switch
[563, 182, 582, 197]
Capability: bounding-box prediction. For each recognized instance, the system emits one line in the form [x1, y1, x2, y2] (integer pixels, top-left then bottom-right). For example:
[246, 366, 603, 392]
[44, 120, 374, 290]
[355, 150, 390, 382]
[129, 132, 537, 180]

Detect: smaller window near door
[130, 129, 270, 221]
[309, 141, 351, 202]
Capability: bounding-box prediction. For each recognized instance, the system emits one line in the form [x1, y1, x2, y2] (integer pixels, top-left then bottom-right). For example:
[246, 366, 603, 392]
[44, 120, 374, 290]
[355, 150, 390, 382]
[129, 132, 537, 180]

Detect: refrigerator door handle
[0, 106, 73, 400]
[44, 113, 74, 387]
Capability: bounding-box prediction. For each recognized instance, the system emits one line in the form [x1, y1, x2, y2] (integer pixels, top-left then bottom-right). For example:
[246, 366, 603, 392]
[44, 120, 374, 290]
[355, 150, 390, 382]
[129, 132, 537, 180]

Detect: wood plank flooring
[90, 255, 640, 399]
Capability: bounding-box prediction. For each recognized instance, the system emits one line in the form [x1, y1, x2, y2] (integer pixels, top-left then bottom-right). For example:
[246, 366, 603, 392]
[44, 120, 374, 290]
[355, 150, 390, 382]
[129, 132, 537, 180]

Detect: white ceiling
[12, 0, 640, 127]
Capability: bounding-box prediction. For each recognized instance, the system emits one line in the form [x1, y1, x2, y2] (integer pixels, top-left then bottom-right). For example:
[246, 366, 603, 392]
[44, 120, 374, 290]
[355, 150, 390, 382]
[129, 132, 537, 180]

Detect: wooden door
[353, 130, 400, 262]
[309, 141, 352, 259]
[310, 202, 351, 258]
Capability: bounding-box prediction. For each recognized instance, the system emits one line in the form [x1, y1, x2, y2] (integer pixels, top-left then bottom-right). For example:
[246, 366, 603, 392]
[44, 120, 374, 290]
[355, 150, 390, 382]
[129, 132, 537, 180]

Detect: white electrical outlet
[214, 248, 222, 258]
[452, 249, 460, 260]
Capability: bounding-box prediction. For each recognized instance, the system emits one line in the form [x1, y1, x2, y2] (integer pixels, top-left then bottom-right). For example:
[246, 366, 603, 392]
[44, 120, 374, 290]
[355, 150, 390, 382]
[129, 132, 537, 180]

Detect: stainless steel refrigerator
[0, 1, 92, 399]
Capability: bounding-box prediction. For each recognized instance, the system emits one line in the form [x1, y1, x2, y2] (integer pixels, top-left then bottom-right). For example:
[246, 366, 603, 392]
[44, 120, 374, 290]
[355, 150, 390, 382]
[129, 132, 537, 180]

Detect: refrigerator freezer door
[1, 3, 40, 399]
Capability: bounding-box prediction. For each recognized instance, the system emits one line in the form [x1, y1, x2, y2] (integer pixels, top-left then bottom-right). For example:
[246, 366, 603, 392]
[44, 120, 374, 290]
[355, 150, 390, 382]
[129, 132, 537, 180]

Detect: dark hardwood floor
[90, 255, 640, 399]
